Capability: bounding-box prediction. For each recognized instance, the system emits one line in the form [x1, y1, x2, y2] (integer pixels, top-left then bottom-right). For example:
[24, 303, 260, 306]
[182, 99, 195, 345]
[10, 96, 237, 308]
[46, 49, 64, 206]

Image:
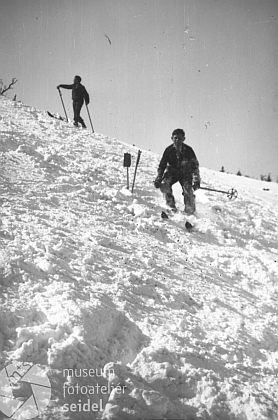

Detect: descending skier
[57, 75, 89, 128]
[154, 128, 201, 214]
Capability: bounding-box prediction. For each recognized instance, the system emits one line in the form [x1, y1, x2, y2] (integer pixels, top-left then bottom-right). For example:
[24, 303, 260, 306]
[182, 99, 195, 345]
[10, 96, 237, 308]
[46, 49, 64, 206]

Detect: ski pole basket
[226, 188, 238, 200]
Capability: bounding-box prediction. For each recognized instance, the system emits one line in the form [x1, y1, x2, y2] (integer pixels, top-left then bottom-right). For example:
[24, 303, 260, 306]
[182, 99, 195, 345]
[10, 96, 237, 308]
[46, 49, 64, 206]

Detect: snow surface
[0, 95, 278, 419]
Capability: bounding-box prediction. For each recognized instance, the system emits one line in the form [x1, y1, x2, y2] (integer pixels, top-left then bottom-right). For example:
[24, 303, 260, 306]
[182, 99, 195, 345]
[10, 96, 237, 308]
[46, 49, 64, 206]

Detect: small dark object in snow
[185, 221, 193, 230]
[161, 211, 169, 219]
[263, 188, 270, 191]
[47, 111, 65, 121]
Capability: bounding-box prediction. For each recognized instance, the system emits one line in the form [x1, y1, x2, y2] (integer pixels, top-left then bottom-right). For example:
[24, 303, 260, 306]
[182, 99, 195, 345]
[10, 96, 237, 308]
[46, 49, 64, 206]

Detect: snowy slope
[0, 95, 278, 420]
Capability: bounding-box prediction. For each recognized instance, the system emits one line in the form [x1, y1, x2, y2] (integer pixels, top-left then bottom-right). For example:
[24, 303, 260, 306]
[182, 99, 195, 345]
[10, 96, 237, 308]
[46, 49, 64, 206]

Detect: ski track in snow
[0, 96, 278, 419]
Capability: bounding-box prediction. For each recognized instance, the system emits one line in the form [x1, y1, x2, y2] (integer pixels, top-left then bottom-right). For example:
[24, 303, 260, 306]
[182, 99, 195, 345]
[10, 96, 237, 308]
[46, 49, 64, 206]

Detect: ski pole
[57, 88, 68, 122]
[86, 104, 94, 133]
[200, 186, 238, 200]
[131, 150, 142, 193]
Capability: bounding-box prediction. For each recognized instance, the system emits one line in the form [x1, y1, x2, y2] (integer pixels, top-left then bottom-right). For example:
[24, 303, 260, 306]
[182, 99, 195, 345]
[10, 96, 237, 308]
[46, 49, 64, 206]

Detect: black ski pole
[86, 104, 94, 133]
[131, 150, 142, 193]
[57, 88, 68, 122]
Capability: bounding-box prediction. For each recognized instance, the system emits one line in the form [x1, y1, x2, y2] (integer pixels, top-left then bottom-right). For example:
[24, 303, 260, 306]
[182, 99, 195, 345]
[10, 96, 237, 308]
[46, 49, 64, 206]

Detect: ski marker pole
[131, 150, 142, 193]
[123, 153, 131, 189]
[86, 104, 94, 133]
[200, 186, 238, 200]
[57, 88, 68, 122]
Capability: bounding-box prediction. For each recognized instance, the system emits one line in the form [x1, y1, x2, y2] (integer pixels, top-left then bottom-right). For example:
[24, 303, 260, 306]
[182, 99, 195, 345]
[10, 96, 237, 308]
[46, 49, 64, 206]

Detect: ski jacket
[157, 143, 200, 183]
[59, 83, 89, 104]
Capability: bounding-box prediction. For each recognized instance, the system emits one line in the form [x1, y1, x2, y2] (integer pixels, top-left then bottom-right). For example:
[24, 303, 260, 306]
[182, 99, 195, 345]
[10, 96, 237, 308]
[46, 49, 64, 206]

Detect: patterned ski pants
[160, 171, 196, 214]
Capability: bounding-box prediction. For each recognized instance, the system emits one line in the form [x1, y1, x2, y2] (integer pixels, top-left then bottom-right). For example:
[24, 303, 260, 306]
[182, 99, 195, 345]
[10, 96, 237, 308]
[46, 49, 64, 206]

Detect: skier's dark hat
[172, 128, 185, 138]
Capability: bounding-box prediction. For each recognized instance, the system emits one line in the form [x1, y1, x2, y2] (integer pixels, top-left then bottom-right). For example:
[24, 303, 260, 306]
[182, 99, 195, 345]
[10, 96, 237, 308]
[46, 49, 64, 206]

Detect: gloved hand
[193, 180, 200, 191]
[85, 100, 89, 105]
[154, 179, 162, 189]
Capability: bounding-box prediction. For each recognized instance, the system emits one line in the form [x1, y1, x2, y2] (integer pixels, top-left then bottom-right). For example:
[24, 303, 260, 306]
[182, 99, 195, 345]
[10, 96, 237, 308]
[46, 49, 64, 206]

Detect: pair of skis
[160, 185, 238, 230]
[161, 210, 194, 230]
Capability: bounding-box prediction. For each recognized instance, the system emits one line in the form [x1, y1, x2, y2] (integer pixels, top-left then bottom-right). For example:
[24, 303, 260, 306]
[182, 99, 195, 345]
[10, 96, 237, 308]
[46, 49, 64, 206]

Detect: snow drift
[0, 96, 278, 419]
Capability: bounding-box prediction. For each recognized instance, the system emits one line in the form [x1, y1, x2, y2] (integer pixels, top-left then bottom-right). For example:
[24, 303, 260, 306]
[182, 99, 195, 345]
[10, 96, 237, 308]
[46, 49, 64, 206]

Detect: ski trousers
[160, 170, 196, 214]
[73, 100, 85, 126]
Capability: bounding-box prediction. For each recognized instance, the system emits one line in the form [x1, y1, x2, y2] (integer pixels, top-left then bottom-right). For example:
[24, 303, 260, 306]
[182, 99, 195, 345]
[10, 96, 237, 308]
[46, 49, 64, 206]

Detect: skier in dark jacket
[57, 75, 89, 128]
[154, 128, 201, 214]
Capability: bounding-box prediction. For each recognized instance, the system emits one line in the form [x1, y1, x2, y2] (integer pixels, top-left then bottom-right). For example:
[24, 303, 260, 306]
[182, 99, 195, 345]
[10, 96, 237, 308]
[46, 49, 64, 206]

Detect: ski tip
[161, 211, 169, 219]
[185, 221, 193, 230]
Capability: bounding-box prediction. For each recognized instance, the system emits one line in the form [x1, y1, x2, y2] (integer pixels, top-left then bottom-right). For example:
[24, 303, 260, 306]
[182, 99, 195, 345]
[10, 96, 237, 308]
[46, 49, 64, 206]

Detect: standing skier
[57, 75, 89, 128]
[154, 128, 201, 214]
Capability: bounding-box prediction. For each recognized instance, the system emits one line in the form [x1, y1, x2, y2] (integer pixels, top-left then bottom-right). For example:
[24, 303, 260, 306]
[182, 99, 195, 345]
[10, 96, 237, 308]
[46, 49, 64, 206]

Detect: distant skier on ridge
[57, 75, 89, 128]
[154, 128, 201, 214]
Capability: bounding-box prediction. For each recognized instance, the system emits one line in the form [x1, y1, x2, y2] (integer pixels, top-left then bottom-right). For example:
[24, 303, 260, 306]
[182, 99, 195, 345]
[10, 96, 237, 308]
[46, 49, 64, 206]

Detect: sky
[1, 0, 278, 181]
